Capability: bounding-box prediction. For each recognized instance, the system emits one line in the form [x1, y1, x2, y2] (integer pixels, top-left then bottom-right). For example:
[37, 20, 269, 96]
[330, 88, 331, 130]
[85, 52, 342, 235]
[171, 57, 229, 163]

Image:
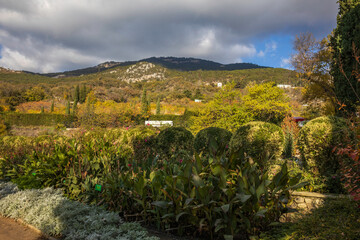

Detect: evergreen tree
[156, 97, 161, 115]
[194, 88, 202, 99]
[74, 85, 80, 103]
[330, 0, 360, 114]
[73, 99, 78, 116]
[40, 106, 44, 114]
[141, 87, 149, 115]
[50, 100, 54, 113]
[65, 100, 71, 115]
[80, 85, 87, 103]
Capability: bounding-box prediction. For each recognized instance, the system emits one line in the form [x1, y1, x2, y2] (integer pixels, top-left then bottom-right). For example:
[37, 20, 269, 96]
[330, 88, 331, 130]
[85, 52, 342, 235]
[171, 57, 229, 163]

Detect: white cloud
[280, 57, 291, 69]
[0, 0, 338, 72]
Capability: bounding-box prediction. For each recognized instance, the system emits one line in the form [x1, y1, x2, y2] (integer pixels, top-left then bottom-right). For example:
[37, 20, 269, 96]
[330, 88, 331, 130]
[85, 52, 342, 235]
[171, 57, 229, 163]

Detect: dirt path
[0, 216, 48, 240]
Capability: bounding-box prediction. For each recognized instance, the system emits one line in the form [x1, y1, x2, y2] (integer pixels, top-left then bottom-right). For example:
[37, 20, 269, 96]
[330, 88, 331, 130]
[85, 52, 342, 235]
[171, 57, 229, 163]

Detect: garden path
[0, 216, 48, 240]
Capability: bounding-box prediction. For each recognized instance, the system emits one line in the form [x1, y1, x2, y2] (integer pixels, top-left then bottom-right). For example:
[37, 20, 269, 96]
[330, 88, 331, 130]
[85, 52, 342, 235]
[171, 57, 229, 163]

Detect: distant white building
[277, 84, 292, 89]
[217, 82, 222, 88]
[194, 99, 202, 103]
[145, 121, 173, 127]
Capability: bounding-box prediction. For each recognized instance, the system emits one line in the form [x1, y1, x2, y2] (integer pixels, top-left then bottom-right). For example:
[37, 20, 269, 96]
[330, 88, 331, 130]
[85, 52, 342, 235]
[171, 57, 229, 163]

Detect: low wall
[281, 191, 350, 222]
[291, 191, 350, 212]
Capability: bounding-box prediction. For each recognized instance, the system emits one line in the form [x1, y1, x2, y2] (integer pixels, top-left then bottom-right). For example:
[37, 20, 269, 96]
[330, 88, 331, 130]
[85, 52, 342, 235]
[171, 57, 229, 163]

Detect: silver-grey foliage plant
[0, 181, 158, 240]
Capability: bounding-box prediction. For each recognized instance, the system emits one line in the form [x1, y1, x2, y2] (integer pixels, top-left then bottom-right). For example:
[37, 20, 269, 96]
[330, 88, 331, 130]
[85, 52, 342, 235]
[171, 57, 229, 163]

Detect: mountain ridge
[33, 57, 268, 78]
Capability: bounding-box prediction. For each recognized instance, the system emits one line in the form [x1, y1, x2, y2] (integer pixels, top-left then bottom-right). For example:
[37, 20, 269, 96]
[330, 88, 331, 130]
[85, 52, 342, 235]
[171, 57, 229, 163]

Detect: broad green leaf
[221, 204, 230, 213]
[175, 212, 188, 222]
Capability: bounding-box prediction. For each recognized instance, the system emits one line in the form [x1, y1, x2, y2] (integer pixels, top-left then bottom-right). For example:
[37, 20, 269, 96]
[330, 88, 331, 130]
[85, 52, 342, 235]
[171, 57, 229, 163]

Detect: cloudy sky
[0, 0, 338, 73]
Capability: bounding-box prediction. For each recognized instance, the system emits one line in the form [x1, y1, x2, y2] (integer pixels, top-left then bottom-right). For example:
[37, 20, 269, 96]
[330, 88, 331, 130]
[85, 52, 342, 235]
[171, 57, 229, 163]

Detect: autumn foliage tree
[243, 82, 291, 124]
[291, 33, 336, 116]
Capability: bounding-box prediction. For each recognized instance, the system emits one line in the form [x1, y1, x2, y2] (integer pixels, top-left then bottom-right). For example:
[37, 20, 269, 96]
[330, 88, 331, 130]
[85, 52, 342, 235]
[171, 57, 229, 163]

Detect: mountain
[40, 57, 267, 78]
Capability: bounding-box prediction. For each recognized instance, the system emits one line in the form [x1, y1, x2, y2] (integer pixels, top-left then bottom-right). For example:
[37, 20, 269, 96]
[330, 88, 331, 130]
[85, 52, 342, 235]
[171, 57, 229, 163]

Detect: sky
[0, 0, 338, 73]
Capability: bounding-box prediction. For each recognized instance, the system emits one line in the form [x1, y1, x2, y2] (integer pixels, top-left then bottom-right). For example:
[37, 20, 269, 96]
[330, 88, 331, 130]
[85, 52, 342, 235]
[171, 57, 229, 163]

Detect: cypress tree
[141, 87, 149, 115]
[74, 85, 80, 103]
[50, 100, 54, 113]
[330, 0, 360, 115]
[73, 99, 78, 116]
[65, 100, 71, 115]
[40, 106, 44, 114]
[80, 85, 87, 103]
[156, 97, 161, 115]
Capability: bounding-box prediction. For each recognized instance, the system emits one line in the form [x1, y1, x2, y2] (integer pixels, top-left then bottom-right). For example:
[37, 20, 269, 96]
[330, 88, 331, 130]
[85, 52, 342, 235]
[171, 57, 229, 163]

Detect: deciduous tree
[291, 33, 336, 115]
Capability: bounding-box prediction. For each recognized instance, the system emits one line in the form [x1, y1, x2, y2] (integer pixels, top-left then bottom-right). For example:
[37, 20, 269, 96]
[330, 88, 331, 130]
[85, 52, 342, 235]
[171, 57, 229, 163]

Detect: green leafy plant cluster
[229, 121, 285, 170]
[297, 116, 354, 193]
[0, 182, 158, 240]
[99, 153, 305, 239]
[0, 125, 305, 239]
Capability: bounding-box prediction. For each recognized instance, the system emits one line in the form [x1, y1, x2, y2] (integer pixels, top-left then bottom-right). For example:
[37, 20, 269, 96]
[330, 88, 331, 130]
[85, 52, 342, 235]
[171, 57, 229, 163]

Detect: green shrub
[156, 127, 194, 162]
[297, 117, 353, 174]
[194, 127, 232, 158]
[2, 113, 76, 127]
[229, 121, 285, 169]
[297, 116, 354, 193]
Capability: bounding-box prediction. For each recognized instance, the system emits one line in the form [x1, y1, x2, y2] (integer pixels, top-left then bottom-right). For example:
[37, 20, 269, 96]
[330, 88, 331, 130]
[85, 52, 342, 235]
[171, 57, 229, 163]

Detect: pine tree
[40, 106, 44, 114]
[50, 100, 54, 113]
[156, 97, 161, 115]
[65, 100, 71, 115]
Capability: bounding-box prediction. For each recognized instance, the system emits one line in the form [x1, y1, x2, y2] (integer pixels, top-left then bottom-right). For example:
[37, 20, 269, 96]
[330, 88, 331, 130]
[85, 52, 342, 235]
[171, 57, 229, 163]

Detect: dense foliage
[229, 121, 285, 170]
[156, 126, 194, 163]
[190, 82, 254, 133]
[243, 82, 291, 124]
[0, 127, 306, 239]
[297, 116, 355, 193]
[331, 1, 360, 114]
[2, 112, 76, 127]
[194, 127, 232, 158]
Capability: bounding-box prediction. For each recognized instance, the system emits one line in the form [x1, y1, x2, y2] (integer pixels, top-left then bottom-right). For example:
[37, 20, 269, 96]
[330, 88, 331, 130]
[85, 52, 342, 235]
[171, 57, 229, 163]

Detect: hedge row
[1, 113, 76, 127]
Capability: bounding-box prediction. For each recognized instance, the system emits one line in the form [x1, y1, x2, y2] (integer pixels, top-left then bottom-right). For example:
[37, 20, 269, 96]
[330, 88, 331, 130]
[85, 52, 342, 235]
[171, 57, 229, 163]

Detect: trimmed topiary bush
[297, 116, 355, 192]
[156, 127, 194, 162]
[229, 121, 284, 169]
[194, 127, 232, 158]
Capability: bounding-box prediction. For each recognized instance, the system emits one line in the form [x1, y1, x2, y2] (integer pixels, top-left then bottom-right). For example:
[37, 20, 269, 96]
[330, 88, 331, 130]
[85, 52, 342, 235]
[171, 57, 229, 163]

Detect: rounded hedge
[229, 121, 284, 169]
[194, 127, 232, 157]
[156, 127, 194, 161]
[297, 116, 354, 177]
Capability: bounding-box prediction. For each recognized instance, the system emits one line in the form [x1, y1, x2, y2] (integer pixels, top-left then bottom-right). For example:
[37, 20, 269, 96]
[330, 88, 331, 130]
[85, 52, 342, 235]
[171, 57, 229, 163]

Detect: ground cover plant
[0, 181, 158, 240]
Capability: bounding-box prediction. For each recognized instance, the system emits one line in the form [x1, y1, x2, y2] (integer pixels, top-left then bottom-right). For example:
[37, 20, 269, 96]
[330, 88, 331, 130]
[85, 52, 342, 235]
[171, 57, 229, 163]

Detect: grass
[260, 197, 360, 240]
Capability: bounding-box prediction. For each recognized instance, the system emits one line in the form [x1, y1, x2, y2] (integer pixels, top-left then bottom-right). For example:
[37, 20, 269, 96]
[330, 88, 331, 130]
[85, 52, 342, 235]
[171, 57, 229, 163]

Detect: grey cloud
[0, 0, 338, 72]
